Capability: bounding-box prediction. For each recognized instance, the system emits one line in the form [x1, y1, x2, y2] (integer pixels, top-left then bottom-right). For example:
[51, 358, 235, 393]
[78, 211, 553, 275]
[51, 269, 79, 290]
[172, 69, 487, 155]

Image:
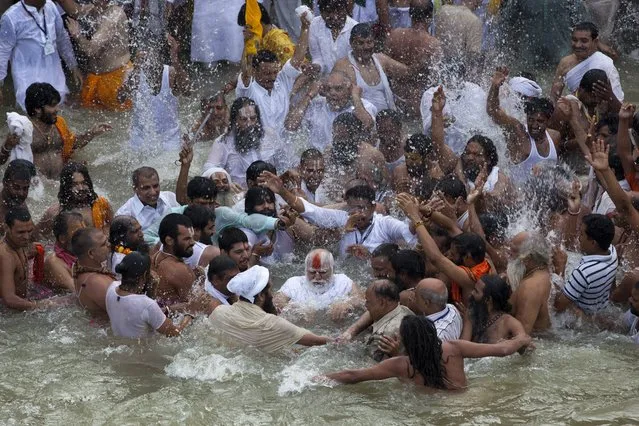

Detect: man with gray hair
[507, 232, 552, 333]
[412, 278, 463, 342]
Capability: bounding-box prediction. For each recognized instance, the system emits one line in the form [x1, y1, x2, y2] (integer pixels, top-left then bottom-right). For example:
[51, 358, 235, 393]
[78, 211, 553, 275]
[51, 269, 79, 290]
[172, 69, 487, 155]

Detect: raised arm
[168, 35, 190, 96]
[175, 144, 193, 205]
[430, 87, 459, 173]
[284, 79, 320, 131]
[290, 11, 311, 70]
[550, 58, 568, 104]
[377, 53, 409, 80]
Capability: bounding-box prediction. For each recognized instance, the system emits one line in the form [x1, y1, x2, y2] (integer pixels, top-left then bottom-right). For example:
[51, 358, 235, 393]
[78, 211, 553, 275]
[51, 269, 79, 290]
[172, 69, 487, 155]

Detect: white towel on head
[420, 86, 452, 134]
[6, 112, 34, 163]
[227, 265, 270, 303]
[509, 77, 542, 98]
[202, 166, 233, 183]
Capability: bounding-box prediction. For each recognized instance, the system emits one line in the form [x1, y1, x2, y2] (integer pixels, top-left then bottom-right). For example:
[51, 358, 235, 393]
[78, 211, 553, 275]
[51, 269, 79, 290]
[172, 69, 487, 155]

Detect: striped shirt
[427, 304, 463, 341]
[562, 246, 618, 314]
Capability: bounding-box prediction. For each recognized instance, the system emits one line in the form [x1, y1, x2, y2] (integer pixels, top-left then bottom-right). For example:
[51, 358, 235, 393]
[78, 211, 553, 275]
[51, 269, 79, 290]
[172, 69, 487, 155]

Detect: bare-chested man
[0, 207, 55, 310]
[506, 232, 552, 334]
[19, 83, 110, 179]
[0, 160, 35, 227]
[43, 211, 85, 293]
[384, 0, 442, 116]
[72, 227, 115, 319]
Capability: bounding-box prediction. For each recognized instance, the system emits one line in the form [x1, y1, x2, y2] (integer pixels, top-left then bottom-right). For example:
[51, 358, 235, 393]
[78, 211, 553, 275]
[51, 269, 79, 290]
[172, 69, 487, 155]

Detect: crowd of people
[0, 0, 638, 392]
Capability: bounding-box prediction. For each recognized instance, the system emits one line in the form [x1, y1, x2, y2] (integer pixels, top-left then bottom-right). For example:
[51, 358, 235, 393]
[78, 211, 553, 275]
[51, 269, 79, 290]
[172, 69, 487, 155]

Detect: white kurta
[279, 273, 353, 308]
[0, 0, 77, 110]
[191, 0, 244, 63]
[309, 15, 357, 75]
[116, 192, 180, 232]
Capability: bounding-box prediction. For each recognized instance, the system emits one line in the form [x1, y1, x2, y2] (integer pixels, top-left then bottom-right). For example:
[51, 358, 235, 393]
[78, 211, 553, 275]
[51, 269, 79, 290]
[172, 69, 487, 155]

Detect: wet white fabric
[564, 51, 624, 101]
[467, 166, 500, 193]
[128, 65, 180, 152]
[351, 0, 378, 23]
[240, 228, 294, 266]
[227, 265, 270, 303]
[236, 60, 301, 134]
[509, 76, 543, 98]
[426, 304, 463, 341]
[623, 309, 639, 345]
[6, 112, 33, 162]
[279, 273, 353, 308]
[105, 282, 167, 339]
[309, 15, 358, 74]
[184, 241, 206, 269]
[389, 7, 411, 28]
[510, 130, 558, 185]
[108, 251, 126, 279]
[116, 192, 180, 232]
[191, 0, 244, 63]
[302, 96, 377, 151]
[205, 279, 231, 305]
[0, 0, 77, 110]
[347, 51, 396, 111]
[593, 179, 631, 215]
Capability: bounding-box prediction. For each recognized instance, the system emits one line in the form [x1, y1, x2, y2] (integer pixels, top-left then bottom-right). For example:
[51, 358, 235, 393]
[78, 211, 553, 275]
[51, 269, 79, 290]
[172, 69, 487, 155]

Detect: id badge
[44, 37, 54, 55]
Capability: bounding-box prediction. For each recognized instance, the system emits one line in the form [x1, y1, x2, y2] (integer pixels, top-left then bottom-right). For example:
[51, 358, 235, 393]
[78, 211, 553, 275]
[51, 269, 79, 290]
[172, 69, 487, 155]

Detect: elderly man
[413, 278, 463, 341]
[276, 248, 363, 320]
[209, 265, 331, 353]
[72, 227, 114, 318]
[43, 211, 85, 293]
[507, 232, 552, 333]
[551, 22, 623, 103]
[309, 0, 358, 75]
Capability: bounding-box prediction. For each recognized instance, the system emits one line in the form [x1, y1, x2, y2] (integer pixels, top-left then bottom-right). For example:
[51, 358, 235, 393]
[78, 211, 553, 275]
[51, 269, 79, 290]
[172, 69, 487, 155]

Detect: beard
[234, 126, 262, 153]
[216, 191, 235, 207]
[262, 293, 277, 315]
[67, 189, 94, 207]
[463, 162, 481, 182]
[40, 111, 57, 125]
[175, 244, 194, 259]
[134, 241, 150, 253]
[469, 297, 490, 342]
[506, 258, 526, 291]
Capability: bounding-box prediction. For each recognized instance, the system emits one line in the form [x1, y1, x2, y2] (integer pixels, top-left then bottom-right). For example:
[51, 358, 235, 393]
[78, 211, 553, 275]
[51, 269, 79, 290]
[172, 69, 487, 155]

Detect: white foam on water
[165, 348, 255, 382]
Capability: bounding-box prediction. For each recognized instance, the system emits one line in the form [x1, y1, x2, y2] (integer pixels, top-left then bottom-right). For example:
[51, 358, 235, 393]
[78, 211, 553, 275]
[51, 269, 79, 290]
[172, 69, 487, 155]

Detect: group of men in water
[0, 0, 638, 391]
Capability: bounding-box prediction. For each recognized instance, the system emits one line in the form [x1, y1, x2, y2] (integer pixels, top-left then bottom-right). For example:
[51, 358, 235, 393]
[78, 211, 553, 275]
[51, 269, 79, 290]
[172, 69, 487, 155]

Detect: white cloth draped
[564, 51, 624, 101]
[191, 0, 244, 63]
[6, 112, 33, 162]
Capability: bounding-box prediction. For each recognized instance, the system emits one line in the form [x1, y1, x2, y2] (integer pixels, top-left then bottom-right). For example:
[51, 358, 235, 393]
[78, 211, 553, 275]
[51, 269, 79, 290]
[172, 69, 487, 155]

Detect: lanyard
[21, 1, 48, 38]
[355, 218, 374, 245]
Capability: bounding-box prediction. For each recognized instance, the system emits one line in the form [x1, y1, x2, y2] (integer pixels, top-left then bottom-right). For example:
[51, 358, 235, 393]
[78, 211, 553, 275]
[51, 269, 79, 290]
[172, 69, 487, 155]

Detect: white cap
[202, 167, 232, 183]
[509, 77, 542, 98]
[227, 265, 270, 303]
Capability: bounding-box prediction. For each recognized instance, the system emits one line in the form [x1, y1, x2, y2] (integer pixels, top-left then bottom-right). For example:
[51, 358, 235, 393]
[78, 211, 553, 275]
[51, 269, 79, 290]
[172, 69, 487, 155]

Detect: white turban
[227, 265, 270, 303]
[509, 77, 542, 98]
[202, 167, 232, 183]
[420, 86, 453, 134]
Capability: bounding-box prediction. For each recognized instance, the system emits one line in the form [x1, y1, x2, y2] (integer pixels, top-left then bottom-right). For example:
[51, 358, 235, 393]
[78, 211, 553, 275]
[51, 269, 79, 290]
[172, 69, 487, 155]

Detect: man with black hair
[392, 133, 442, 196]
[236, 11, 310, 134]
[551, 22, 623, 103]
[108, 216, 146, 277]
[487, 67, 560, 185]
[460, 275, 529, 346]
[0, 159, 36, 224]
[555, 213, 618, 315]
[218, 227, 251, 272]
[183, 204, 220, 269]
[434, 175, 469, 229]
[376, 109, 405, 176]
[205, 255, 239, 306]
[309, 0, 358, 75]
[43, 211, 85, 292]
[370, 243, 399, 279]
[260, 172, 416, 258]
[203, 98, 292, 187]
[390, 249, 425, 292]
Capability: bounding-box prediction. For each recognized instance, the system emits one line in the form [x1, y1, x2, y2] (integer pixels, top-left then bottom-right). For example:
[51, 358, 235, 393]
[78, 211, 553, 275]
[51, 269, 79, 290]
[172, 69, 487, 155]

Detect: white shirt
[205, 279, 231, 305]
[0, 0, 77, 110]
[116, 192, 180, 232]
[202, 128, 293, 189]
[427, 304, 463, 341]
[302, 96, 377, 151]
[108, 251, 126, 279]
[240, 227, 294, 265]
[309, 15, 358, 75]
[300, 199, 417, 257]
[279, 273, 353, 308]
[236, 60, 301, 134]
[184, 241, 206, 269]
[105, 282, 167, 339]
[623, 309, 639, 345]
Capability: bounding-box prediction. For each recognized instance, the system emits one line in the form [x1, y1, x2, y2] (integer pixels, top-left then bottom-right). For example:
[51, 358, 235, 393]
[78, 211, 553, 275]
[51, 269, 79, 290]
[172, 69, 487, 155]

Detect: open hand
[257, 171, 284, 194]
[619, 102, 636, 121]
[396, 193, 421, 222]
[431, 85, 446, 113]
[252, 240, 274, 257]
[584, 138, 610, 171]
[377, 334, 400, 357]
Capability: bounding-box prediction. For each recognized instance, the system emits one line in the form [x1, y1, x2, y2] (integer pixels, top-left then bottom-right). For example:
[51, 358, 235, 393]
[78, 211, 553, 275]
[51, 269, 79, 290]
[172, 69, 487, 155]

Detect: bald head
[71, 227, 104, 258]
[415, 278, 448, 314]
[509, 232, 531, 257]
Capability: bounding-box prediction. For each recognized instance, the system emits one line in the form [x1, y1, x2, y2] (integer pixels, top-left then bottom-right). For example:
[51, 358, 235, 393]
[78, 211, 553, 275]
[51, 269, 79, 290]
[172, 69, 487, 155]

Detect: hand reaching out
[584, 138, 610, 171]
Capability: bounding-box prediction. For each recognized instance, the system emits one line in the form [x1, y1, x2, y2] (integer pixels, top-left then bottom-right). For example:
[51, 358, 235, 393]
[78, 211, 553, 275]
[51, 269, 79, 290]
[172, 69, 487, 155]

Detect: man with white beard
[507, 232, 552, 334]
[201, 167, 239, 207]
[275, 248, 364, 321]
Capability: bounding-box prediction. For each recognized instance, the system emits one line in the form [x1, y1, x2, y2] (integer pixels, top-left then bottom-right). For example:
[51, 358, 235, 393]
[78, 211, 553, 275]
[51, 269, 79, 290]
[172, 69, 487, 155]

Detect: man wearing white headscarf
[209, 265, 331, 353]
[202, 166, 241, 207]
[509, 76, 543, 98]
[275, 249, 364, 321]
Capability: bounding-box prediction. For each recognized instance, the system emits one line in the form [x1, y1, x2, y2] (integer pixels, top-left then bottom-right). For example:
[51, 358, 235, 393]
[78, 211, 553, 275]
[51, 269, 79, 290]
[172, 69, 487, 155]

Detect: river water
[1, 58, 639, 423]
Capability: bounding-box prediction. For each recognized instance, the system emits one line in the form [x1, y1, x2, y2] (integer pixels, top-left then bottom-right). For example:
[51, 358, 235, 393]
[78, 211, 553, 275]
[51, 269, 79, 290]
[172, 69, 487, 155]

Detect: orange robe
[91, 196, 112, 229]
[54, 116, 76, 163]
[80, 62, 133, 111]
[450, 259, 492, 304]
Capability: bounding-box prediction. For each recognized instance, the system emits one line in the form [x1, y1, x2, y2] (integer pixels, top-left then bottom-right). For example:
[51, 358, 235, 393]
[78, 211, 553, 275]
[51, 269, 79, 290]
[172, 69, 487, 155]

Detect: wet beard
[463, 164, 481, 182]
[65, 190, 94, 208]
[506, 258, 526, 291]
[234, 127, 262, 154]
[262, 294, 277, 315]
[216, 191, 236, 207]
[469, 297, 490, 342]
[175, 245, 194, 259]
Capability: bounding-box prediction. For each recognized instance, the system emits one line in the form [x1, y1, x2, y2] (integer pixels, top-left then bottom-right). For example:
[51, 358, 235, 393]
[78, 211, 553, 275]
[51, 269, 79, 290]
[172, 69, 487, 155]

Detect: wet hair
[5, 206, 31, 227]
[595, 114, 619, 136]
[409, 2, 434, 23]
[582, 213, 615, 251]
[480, 275, 512, 313]
[376, 109, 402, 127]
[3, 159, 36, 183]
[245, 187, 276, 215]
[229, 97, 263, 135]
[350, 23, 372, 42]
[25, 82, 61, 117]
[246, 161, 277, 183]
[391, 249, 426, 288]
[524, 97, 554, 118]
[399, 316, 447, 389]
[183, 204, 216, 231]
[109, 215, 136, 248]
[116, 252, 151, 286]
[237, 2, 270, 26]
[131, 166, 158, 188]
[467, 135, 499, 171]
[479, 211, 508, 244]
[300, 148, 324, 166]
[344, 184, 376, 203]
[429, 223, 452, 253]
[187, 176, 218, 200]
[371, 243, 399, 260]
[52, 211, 84, 240]
[334, 112, 364, 136]
[71, 227, 102, 257]
[579, 69, 608, 93]
[451, 233, 486, 263]
[158, 214, 193, 246]
[58, 162, 98, 209]
[573, 21, 599, 39]
[207, 254, 239, 282]
[405, 134, 434, 157]
[252, 49, 278, 68]
[371, 279, 400, 302]
[218, 227, 248, 252]
[318, 0, 347, 14]
[436, 175, 467, 200]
